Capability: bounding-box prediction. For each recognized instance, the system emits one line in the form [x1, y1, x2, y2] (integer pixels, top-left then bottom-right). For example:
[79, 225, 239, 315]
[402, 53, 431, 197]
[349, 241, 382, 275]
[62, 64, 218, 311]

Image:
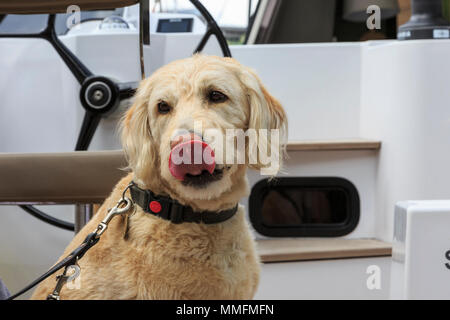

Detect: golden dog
[32, 54, 287, 299]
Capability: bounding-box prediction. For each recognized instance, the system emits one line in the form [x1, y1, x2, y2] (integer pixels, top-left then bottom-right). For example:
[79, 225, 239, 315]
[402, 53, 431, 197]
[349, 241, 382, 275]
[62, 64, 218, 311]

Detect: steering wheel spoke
[118, 81, 139, 100]
[75, 111, 102, 151]
[190, 0, 232, 57]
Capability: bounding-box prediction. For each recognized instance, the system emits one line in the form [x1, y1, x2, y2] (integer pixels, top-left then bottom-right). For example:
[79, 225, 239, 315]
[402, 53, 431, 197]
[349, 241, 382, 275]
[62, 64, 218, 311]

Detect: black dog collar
[128, 182, 238, 224]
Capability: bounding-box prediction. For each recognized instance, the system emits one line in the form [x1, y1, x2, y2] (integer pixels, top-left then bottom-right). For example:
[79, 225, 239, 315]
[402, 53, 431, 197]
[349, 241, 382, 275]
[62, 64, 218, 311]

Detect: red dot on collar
[149, 201, 162, 214]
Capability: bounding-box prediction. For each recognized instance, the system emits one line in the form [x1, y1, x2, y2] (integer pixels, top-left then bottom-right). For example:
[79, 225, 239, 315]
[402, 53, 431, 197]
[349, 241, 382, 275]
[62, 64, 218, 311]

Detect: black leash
[7, 196, 133, 300]
[7, 232, 99, 300]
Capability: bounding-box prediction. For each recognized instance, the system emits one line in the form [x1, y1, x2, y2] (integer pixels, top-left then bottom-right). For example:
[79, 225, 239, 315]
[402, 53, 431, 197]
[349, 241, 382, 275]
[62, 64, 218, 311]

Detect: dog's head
[121, 55, 287, 205]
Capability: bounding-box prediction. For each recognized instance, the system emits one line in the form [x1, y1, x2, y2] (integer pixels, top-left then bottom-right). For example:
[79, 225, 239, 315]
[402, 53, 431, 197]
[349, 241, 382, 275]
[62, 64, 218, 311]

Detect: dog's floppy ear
[240, 67, 288, 175]
[120, 78, 158, 182]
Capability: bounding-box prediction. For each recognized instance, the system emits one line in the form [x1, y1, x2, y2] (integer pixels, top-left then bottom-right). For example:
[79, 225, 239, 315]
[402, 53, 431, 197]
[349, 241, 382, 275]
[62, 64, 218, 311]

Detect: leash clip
[95, 197, 133, 238]
[46, 262, 80, 300]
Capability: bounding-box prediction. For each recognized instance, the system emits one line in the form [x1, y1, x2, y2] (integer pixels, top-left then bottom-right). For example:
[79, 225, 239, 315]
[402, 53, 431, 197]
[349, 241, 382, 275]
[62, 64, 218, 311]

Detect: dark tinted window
[157, 18, 193, 33]
[249, 177, 360, 237]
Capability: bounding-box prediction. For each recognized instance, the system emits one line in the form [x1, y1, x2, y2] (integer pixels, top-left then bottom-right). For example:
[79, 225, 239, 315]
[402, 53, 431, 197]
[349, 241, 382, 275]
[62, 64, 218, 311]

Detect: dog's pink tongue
[169, 140, 215, 181]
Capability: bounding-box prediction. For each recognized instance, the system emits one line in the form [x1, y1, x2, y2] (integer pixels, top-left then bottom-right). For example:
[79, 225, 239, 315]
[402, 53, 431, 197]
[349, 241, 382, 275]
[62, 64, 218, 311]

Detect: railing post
[74, 204, 94, 234]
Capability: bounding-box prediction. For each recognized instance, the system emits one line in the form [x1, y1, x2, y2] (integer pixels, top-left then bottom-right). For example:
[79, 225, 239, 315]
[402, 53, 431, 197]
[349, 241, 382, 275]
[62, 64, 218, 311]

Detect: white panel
[232, 43, 363, 141]
[360, 40, 450, 241]
[390, 201, 450, 300]
[256, 257, 391, 300]
[0, 38, 79, 153]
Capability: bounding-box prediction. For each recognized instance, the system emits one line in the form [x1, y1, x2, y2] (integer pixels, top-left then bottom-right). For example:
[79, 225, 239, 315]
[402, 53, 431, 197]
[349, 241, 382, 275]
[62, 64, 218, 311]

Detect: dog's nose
[169, 134, 216, 181]
[170, 132, 202, 150]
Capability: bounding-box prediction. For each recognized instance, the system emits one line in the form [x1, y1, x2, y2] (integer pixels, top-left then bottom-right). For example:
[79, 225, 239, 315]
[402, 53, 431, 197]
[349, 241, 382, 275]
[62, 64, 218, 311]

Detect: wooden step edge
[287, 139, 381, 151]
[256, 238, 392, 263]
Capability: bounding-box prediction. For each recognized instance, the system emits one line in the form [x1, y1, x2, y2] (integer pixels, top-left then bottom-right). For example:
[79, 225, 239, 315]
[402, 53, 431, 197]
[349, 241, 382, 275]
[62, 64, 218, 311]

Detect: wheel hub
[80, 76, 119, 114]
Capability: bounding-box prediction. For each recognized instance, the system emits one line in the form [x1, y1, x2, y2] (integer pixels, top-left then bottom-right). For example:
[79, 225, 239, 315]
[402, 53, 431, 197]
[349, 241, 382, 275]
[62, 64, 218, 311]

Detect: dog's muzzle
[169, 134, 216, 181]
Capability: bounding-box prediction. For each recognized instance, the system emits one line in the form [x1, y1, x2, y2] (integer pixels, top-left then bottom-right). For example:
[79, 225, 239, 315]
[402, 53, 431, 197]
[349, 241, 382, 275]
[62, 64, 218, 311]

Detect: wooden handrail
[0, 151, 127, 204]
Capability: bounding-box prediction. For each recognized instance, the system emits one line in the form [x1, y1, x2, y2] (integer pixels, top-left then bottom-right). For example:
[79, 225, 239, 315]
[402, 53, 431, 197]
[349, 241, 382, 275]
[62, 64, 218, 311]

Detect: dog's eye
[157, 101, 171, 114]
[208, 91, 228, 103]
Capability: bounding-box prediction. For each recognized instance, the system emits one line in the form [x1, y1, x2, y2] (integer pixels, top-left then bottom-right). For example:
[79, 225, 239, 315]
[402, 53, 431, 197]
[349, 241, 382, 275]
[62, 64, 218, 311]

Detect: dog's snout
[168, 130, 216, 183]
[170, 132, 203, 150]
